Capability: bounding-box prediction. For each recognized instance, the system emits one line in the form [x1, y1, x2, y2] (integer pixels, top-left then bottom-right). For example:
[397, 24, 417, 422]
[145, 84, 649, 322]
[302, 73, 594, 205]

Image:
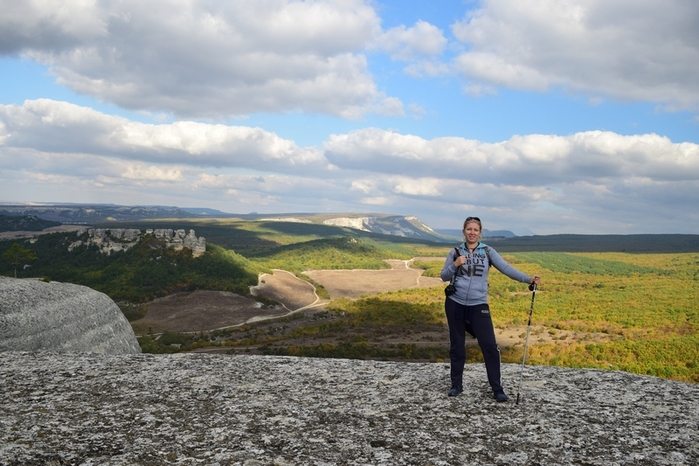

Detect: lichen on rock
[0, 353, 696, 465]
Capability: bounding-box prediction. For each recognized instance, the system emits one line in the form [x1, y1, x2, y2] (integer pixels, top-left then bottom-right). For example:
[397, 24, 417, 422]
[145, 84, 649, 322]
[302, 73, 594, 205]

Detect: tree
[2, 243, 38, 278]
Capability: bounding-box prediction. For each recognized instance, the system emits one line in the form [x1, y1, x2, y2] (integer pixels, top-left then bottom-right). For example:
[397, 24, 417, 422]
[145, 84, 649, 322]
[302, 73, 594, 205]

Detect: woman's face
[463, 221, 481, 244]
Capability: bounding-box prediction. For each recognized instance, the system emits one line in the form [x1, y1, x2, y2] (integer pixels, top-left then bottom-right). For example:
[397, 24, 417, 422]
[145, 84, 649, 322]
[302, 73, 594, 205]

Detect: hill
[0, 228, 264, 303]
[0, 214, 61, 232]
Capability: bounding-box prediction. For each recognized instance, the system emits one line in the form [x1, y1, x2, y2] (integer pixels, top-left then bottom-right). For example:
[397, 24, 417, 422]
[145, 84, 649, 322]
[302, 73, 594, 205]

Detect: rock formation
[0, 353, 696, 465]
[0, 277, 141, 354]
[69, 228, 206, 257]
[149, 228, 206, 257]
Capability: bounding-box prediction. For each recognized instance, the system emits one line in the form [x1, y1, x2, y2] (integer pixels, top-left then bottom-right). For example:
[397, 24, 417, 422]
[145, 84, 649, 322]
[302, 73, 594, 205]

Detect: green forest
[0, 231, 265, 302]
[1, 219, 698, 383]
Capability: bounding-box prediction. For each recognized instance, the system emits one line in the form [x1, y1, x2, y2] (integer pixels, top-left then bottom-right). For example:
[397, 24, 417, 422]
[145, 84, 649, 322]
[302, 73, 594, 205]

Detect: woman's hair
[463, 216, 482, 231]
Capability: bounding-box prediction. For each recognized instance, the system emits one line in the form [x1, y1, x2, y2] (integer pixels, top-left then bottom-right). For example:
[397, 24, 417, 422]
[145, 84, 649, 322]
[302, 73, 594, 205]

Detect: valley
[1, 213, 697, 382]
[132, 258, 609, 360]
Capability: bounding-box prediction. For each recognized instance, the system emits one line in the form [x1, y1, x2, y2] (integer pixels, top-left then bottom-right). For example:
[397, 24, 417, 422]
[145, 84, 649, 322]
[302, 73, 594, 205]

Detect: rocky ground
[1, 351, 697, 465]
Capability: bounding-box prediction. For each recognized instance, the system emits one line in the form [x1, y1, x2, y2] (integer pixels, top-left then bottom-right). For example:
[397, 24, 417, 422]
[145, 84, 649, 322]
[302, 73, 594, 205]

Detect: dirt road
[131, 260, 444, 334]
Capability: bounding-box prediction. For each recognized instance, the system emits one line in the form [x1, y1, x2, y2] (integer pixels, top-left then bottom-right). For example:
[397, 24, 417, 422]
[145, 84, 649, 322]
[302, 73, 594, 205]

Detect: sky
[1, 0, 698, 236]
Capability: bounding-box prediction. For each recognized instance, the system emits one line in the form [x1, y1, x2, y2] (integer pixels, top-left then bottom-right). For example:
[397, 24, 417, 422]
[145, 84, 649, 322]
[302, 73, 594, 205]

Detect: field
[131, 259, 448, 344]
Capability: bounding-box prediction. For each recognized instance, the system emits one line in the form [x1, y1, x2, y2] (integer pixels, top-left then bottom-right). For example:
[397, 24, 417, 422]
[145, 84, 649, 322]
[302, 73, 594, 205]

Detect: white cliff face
[0, 353, 696, 465]
[323, 216, 374, 231]
[322, 215, 437, 239]
[0, 277, 141, 354]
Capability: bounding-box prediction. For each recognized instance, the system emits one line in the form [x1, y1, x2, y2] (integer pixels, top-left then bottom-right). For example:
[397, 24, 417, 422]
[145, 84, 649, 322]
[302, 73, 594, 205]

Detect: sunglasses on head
[465, 216, 480, 222]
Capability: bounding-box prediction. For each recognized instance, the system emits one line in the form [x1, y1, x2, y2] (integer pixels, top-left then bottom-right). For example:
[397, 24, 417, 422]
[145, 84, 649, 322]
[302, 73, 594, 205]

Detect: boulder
[0, 277, 140, 354]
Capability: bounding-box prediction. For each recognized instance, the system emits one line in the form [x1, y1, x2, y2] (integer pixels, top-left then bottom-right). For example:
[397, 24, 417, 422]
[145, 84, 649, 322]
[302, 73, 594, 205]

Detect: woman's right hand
[454, 254, 467, 267]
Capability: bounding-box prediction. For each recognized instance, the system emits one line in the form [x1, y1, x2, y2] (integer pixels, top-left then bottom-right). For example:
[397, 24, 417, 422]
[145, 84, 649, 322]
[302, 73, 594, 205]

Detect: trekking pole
[516, 282, 537, 405]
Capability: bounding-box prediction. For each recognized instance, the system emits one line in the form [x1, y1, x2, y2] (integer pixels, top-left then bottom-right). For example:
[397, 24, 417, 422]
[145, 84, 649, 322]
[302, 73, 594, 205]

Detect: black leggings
[445, 297, 503, 392]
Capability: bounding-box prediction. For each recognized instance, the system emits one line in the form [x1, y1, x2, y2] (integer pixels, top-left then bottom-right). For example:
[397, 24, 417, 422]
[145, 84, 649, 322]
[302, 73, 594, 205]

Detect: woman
[440, 217, 540, 401]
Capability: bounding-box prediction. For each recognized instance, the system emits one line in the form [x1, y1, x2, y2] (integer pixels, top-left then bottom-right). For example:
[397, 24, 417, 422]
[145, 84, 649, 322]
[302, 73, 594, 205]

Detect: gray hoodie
[440, 242, 531, 306]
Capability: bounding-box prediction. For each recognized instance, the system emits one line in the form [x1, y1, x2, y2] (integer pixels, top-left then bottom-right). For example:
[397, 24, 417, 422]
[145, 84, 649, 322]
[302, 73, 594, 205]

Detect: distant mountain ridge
[0, 204, 454, 243]
[0, 213, 61, 232]
[4, 204, 699, 253]
[0, 204, 197, 224]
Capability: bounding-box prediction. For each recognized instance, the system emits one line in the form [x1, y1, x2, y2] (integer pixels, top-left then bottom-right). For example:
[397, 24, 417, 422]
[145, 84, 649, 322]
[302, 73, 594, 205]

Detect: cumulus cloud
[0, 99, 327, 173]
[324, 128, 699, 184]
[371, 20, 447, 61]
[348, 173, 547, 208]
[2, 99, 698, 234]
[451, 0, 699, 110]
[0, 0, 104, 54]
[322, 127, 699, 233]
[1, 0, 398, 119]
[122, 164, 184, 181]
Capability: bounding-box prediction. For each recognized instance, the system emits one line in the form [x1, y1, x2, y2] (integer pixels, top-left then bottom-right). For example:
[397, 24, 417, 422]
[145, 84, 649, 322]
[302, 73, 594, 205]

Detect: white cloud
[403, 60, 451, 79]
[393, 178, 441, 197]
[370, 96, 406, 118]
[324, 127, 699, 184]
[6, 101, 699, 190]
[122, 164, 184, 181]
[371, 20, 447, 61]
[0, 0, 104, 54]
[2, 99, 698, 234]
[0, 99, 328, 173]
[188, 172, 369, 212]
[461, 82, 498, 98]
[407, 103, 426, 120]
[360, 196, 390, 206]
[2, 0, 397, 119]
[451, 0, 699, 110]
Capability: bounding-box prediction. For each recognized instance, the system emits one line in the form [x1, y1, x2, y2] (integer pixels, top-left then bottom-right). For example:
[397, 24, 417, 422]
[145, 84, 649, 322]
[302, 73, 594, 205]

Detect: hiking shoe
[494, 390, 508, 402]
[448, 386, 463, 397]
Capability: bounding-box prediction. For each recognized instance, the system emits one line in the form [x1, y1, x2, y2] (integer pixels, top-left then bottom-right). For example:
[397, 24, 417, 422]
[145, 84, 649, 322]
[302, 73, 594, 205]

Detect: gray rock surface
[0, 277, 140, 354]
[1, 352, 696, 465]
[69, 228, 206, 257]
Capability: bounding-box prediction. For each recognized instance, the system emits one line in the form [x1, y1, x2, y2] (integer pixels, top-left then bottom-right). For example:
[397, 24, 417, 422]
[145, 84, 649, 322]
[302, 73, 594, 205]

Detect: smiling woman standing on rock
[441, 217, 540, 402]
